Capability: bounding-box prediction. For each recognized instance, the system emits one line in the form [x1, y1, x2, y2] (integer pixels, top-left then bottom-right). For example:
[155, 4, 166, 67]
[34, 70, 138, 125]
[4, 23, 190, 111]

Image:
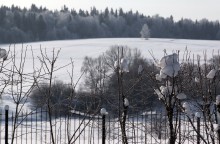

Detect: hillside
[0, 38, 220, 112]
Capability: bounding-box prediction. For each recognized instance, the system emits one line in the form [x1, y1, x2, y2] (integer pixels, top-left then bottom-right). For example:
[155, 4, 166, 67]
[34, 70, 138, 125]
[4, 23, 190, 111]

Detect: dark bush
[30, 81, 74, 115]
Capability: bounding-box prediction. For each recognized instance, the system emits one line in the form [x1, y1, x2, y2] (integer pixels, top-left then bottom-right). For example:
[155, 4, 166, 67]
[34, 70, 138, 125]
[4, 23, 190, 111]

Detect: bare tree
[147, 50, 220, 144]
[182, 53, 220, 144]
[0, 45, 46, 144]
[33, 48, 97, 144]
[0, 48, 10, 99]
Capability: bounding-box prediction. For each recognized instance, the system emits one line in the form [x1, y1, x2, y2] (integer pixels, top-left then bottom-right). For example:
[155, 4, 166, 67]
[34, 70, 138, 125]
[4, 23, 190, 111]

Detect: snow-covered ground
[0, 38, 220, 112]
[1, 38, 220, 84]
[0, 38, 220, 143]
[0, 111, 210, 144]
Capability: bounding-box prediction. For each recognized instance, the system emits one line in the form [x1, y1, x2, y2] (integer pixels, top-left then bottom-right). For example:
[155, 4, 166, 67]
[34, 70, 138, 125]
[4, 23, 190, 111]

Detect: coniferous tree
[140, 23, 150, 39]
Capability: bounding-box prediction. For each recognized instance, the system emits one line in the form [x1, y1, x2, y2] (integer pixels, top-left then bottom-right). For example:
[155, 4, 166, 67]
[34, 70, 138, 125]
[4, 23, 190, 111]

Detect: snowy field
[1, 38, 220, 143]
[0, 38, 220, 84]
[0, 38, 220, 112]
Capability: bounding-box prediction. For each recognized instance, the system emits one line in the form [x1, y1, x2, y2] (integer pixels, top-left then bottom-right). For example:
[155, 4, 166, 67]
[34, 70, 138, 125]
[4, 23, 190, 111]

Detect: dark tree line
[0, 4, 220, 43]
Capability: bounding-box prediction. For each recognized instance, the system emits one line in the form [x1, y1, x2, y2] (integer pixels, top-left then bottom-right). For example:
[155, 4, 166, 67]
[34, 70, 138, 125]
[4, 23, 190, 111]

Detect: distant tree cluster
[0, 4, 220, 43]
[77, 46, 159, 114]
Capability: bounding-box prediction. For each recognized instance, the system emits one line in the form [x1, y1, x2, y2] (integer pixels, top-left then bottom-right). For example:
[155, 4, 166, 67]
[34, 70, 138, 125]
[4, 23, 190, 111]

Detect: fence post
[218, 128, 220, 144]
[5, 105, 9, 144]
[158, 111, 162, 140]
[216, 96, 220, 143]
[100, 108, 108, 144]
[196, 116, 200, 144]
[102, 115, 106, 144]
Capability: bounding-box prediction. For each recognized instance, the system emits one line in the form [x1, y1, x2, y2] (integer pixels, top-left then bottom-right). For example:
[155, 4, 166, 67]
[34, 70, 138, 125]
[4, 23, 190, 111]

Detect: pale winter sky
[1, 0, 220, 21]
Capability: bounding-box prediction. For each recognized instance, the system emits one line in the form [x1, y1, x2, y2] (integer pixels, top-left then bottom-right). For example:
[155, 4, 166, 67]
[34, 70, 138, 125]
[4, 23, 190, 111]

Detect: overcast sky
[1, 0, 220, 21]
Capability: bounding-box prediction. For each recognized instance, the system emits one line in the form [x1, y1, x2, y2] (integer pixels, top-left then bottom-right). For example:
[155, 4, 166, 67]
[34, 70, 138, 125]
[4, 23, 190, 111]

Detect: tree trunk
[121, 107, 128, 144]
[167, 108, 176, 144]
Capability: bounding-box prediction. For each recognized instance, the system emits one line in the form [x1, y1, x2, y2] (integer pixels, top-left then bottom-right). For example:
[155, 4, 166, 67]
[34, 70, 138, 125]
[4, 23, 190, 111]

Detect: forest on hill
[0, 4, 220, 43]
